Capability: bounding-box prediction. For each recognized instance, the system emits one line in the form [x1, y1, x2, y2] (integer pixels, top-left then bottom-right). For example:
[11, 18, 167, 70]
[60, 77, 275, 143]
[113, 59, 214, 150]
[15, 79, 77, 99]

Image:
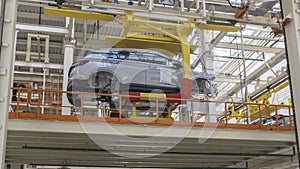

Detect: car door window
[153, 55, 167, 65]
[86, 53, 106, 59]
[107, 53, 126, 60]
[127, 53, 139, 61]
[141, 54, 154, 63]
[137, 53, 168, 65]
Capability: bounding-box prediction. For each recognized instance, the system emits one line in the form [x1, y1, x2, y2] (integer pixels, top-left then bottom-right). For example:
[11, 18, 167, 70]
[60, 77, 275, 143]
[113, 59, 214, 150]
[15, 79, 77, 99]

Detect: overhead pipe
[215, 55, 264, 61]
[41, 68, 47, 114]
[240, 29, 250, 124]
[17, 36, 63, 43]
[226, 33, 284, 42]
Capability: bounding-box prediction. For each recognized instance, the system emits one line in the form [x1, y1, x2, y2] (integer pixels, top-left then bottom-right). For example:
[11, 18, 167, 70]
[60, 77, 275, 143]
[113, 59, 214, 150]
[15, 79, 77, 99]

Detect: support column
[281, 0, 300, 165]
[41, 68, 48, 114]
[200, 29, 217, 123]
[240, 29, 250, 124]
[180, 42, 191, 80]
[206, 52, 216, 122]
[61, 44, 74, 115]
[0, 0, 18, 168]
[61, 16, 75, 115]
[148, 0, 153, 11]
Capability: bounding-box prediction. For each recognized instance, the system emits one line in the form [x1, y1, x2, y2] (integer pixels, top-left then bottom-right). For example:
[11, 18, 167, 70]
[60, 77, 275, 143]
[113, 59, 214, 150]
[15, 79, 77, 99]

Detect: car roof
[84, 48, 215, 80]
[86, 48, 172, 59]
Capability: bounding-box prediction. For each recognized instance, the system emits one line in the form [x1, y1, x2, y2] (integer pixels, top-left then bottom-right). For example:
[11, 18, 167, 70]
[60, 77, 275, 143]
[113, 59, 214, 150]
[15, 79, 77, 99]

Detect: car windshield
[137, 53, 167, 65]
[84, 51, 106, 59]
[110, 51, 171, 65]
[85, 50, 181, 66]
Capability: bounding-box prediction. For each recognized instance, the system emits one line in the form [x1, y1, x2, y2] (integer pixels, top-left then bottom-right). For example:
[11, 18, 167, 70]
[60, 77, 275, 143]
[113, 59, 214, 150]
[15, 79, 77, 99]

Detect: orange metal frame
[9, 87, 294, 131]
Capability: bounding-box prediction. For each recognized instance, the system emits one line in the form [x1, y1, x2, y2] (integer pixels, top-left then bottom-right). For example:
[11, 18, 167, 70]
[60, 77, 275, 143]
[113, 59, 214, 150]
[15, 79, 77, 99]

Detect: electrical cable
[227, 0, 240, 9]
[226, 0, 249, 9]
[234, 33, 245, 102]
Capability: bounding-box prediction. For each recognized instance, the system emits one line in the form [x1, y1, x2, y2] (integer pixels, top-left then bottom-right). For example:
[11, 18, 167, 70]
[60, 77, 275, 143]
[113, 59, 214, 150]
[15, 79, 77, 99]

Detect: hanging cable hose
[226, 0, 241, 9]
[227, 0, 235, 8]
[226, 0, 249, 9]
[235, 34, 245, 102]
[227, 0, 250, 19]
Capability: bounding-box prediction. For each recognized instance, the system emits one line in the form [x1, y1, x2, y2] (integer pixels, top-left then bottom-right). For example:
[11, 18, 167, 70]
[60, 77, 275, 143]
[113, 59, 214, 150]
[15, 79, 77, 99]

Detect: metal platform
[6, 119, 297, 169]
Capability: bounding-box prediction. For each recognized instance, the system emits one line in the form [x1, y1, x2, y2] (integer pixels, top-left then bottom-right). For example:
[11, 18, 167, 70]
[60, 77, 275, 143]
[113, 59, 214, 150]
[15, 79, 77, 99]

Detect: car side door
[144, 54, 178, 89]
[107, 52, 147, 87]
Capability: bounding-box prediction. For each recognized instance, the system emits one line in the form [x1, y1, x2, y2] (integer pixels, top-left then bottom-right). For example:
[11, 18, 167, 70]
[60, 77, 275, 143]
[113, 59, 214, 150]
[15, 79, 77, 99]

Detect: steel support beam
[218, 50, 286, 101]
[0, 0, 17, 168]
[61, 44, 74, 115]
[44, 7, 115, 21]
[6, 120, 295, 142]
[0, 0, 5, 61]
[16, 24, 68, 34]
[216, 42, 284, 53]
[197, 24, 240, 32]
[226, 33, 284, 42]
[94, 2, 278, 27]
[14, 61, 63, 69]
[14, 73, 62, 83]
[281, 0, 300, 165]
[25, 34, 50, 63]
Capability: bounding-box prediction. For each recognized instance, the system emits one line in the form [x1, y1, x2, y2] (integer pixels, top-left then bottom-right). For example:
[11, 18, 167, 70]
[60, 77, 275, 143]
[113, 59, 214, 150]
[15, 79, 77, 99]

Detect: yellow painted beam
[227, 80, 290, 123]
[131, 102, 139, 117]
[120, 13, 133, 38]
[230, 81, 290, 123]
[197, 24, 241, 32]
[128, 19, 192, 29]
[44, 7, 114, 21]
[181, 43, 192, 79]
[105, 36, 197, 54]
[140, 93, 166, 100]
[126, 33, 177, 42]
[128, 27, 177, 36]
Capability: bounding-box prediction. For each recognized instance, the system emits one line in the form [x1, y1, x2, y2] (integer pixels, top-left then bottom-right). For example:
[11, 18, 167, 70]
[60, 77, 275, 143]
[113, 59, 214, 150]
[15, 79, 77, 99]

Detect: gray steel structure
[281, 0, 300, 166]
